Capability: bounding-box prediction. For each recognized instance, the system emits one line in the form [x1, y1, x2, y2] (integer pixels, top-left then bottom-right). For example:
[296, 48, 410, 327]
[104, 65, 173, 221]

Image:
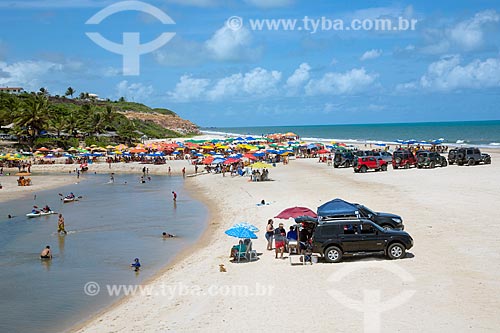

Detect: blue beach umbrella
[225, 226, 258, 239]
[212, 157, 226, 164]
[233, 222, 259, 232]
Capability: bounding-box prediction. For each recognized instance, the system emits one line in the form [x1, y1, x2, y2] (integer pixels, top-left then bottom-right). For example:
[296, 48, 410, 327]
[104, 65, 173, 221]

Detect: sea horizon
[202, 120, 500, 148]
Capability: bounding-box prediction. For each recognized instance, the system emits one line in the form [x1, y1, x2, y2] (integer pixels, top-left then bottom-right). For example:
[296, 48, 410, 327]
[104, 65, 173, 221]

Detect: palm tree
[65, 110, 81, 137]
[39, 87, 49, 97]
[49, 112, 66, 137]
[13, 95, 51, 146]
[65, 87, 76, 98]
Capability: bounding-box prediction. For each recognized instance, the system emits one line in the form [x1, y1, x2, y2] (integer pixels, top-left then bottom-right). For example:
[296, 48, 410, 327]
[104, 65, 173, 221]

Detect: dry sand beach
[64, 150, 500, 332]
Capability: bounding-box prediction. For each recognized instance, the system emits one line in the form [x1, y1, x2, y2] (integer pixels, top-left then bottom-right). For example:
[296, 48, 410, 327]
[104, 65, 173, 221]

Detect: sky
[0, 0, 500, 127]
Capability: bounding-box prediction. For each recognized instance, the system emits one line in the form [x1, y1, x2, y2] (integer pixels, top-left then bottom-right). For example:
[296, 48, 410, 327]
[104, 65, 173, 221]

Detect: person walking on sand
[182, 167, 186, 178]
[266, 219, 274, 250]
[40, 245, 52, 259]
[168, 166, 171, 175]
[58, 214, 67, 235]
[172, 191, 177, 201]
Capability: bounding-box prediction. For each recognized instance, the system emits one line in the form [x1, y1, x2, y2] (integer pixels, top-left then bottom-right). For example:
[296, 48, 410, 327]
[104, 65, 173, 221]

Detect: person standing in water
[131, 258, 141, 272]
[58, 214, 67, 235]
[40, 246, 52, 259]
[172, 191, 177, 201]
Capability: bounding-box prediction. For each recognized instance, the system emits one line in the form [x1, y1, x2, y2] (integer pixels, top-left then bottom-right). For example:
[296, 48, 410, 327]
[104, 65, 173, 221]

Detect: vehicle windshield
[359, 205, 377, 216]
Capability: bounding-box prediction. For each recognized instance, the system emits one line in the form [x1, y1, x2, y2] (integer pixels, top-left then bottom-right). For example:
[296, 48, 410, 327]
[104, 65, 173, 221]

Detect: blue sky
[1, 0, 500, 127]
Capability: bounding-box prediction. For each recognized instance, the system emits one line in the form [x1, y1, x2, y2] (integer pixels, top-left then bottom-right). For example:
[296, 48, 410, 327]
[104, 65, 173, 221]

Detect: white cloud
[0, 59, 83, 91]
[205, 25, 258, 61]
[167, 75, 210, 102]
[422, 10, 499, 54]
[419, 55, 500, 91]
[285, 63, 311, 89]
[167, 67, 282, 102]
[449, 10, 499, 51]
[244, 0, 293, 8]
[360, 49, 383, 61]
[242, 67, 282, 96]
[116, 81, 154, 102]
[305, 68, 377, 95]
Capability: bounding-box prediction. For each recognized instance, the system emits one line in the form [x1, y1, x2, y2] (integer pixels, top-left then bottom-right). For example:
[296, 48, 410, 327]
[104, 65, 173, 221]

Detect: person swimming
[162, 232, 175, 239]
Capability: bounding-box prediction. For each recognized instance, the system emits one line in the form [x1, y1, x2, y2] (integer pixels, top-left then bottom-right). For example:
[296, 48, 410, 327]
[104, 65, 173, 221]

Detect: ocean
[202, 120, 500, 148]
[0, 173, 208, 333]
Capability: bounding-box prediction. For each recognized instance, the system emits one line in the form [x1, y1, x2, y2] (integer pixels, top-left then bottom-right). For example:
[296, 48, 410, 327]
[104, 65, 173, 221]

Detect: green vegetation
[0, 89, 193, 149]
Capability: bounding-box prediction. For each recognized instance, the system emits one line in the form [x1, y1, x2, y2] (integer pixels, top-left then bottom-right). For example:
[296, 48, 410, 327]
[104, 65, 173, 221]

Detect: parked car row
[333, 147, 491, 173]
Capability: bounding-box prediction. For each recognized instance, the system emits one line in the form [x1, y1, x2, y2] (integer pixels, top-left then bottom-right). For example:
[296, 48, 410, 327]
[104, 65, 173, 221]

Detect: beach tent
[317, 198, 359, 217]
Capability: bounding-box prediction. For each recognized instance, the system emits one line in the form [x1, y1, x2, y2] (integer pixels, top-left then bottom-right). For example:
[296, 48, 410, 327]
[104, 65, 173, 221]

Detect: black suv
[312, 219, 413, 263]
[416, 151, 447, 168]
[354, 204, 403, 229]
[448, 147, 491, 166]
[333, 151, 355, 168]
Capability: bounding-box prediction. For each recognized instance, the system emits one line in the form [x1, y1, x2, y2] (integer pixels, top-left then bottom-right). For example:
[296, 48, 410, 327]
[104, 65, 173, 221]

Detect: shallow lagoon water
[0, 173, 208, 333]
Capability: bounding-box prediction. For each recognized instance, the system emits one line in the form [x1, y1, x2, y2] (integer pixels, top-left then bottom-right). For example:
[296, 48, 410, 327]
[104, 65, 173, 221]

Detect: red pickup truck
[354, 157, 388, 173]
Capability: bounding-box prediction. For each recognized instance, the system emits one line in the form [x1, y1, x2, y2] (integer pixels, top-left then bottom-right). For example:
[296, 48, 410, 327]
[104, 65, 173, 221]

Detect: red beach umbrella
[202, 156, 214, 165]
[275, 207, 318, 219]
[317, 149, 330, 154]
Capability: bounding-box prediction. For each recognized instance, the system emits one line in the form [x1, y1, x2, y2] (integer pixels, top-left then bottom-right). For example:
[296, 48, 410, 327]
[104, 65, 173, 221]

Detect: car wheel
[334, 164, 339, 168]
[387, 243, 406, 260]
[417, 164, 422, 169]
[381, 164, 387, 171]
[393, 165, 398, 169]
[404, 163, 410, 169]
[324, 246, 343, 263]
[430, 161, 435, 168]
[457, 153, 465, 160]
[345, 161, 351, 168]
[441, 159, 447, 167]
[485, 157, 491, 164]
[360, 165, 367, 173]
[449, 161, 454, 165]
[468, 159, 475, 166]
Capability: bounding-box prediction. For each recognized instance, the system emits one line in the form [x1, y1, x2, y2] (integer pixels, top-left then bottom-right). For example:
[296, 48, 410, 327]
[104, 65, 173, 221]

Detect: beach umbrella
[251, 161, 272, 169]
[233, 222, 259, 232]
[243, 153, 257, 161]
[212, 157, 226, 164]
[224, 158, 240, 165]
[225, 226, 257, 239]
[253, 152, 265, 157]
[44, 154, 56, 158]
[202, 156, 214, 165]
[245, 136, 256, 141]
[317, 149, 330, 154]
[275, 207, 318, 219]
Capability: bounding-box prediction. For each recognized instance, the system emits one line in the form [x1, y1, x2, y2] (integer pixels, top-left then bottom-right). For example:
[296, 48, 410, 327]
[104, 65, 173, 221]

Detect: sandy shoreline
[70, 151, 500, 332]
